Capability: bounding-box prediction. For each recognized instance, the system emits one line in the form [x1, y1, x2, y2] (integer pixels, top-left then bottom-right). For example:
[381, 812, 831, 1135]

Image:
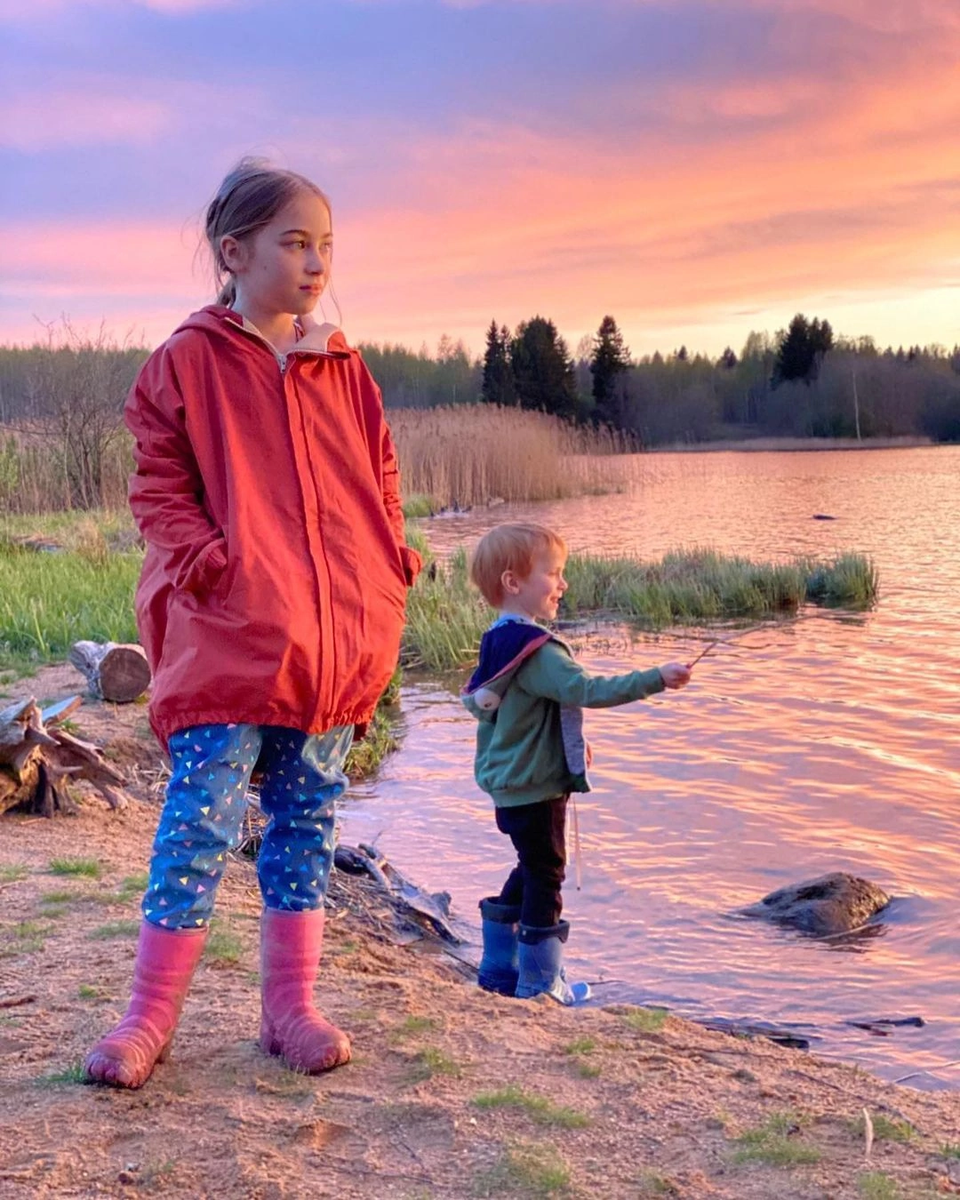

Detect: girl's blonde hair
[470, 522, 567, 607]
[205, 157, 331, 306]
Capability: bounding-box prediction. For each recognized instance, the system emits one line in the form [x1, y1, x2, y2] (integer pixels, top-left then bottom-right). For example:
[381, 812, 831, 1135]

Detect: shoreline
[649, 436, 933, 454]
[3, 791, 960, 1198]
[3, 667, 960, 1197]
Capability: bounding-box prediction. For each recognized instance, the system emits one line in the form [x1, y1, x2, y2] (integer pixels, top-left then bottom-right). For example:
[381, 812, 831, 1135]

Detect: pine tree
[774, 314, 834, 385]
[480, 320, 516, 406]
[589, 315, 631, 427]
[510, 316, 579, 419]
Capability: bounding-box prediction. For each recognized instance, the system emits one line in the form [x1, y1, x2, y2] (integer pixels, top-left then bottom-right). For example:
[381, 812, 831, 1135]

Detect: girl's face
[221, 191, 332, 322]
[504, 546, 568, 622]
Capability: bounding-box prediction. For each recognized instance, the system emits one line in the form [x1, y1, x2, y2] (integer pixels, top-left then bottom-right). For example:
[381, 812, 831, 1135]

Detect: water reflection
[340, 447, 960, 1087]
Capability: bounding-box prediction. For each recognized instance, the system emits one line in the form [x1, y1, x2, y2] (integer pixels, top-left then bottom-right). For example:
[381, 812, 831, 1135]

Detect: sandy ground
[2, 666, 960, 1200]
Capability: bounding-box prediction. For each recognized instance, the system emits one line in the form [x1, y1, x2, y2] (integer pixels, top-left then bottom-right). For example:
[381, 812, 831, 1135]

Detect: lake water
[339, 446, 960, 1088]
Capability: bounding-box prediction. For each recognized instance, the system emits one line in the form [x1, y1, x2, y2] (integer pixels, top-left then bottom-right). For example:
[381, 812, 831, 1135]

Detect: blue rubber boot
[516, 920, 591, 1006]
[478, 897, 520, 995]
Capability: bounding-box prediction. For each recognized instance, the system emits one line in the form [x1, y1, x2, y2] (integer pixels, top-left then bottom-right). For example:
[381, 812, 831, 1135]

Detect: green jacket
[462, 618, 665, 807]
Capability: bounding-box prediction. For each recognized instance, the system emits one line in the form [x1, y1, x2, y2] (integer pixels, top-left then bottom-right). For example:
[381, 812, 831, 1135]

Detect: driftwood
[68, 641, 151, 703]
[336, 843, 461, 944]
[0, 696, 130, 816]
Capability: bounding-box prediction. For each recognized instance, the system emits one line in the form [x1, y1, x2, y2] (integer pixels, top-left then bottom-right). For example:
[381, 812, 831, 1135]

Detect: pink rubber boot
[259, 908, 351, 1073]
[84, 922, 207, 1089]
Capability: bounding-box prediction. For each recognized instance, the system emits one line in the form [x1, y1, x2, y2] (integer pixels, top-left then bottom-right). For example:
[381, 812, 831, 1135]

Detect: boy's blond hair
[470, 522, 567, 607]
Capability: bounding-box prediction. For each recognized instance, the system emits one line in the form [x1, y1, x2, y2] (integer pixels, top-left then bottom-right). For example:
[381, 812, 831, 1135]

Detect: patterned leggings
[143, 723, 353, 930]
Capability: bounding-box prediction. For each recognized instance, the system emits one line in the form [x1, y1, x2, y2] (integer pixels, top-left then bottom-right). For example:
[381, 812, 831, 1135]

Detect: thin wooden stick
[687, 640, 718, 667]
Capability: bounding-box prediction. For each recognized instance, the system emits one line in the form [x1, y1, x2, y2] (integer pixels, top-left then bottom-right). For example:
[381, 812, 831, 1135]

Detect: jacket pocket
[179, 536, 228, 597]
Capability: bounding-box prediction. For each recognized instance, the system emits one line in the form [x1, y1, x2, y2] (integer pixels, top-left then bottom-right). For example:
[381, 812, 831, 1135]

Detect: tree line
[362, 312, 960, 444]
[2, 312, 960, 468]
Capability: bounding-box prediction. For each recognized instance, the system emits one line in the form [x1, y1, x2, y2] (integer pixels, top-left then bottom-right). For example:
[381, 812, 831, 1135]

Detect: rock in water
[740, 872, 890, 936]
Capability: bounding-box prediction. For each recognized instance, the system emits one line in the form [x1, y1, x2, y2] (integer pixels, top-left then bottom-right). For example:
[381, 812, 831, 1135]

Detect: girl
[85, 159, 421, 1089]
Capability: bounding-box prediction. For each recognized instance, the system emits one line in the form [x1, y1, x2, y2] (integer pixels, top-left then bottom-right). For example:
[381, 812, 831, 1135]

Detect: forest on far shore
[1, 311, 959, 449]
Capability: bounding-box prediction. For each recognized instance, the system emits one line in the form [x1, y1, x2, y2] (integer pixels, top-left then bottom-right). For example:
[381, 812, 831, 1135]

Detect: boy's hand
[660, 661, 692, 689]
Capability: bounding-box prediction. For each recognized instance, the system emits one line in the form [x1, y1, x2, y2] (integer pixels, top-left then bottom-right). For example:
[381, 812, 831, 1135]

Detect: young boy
[462, 522, 692, 1005]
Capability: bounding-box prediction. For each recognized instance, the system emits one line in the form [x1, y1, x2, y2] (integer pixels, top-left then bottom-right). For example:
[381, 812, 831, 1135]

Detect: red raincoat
[126, 306, 421, 747]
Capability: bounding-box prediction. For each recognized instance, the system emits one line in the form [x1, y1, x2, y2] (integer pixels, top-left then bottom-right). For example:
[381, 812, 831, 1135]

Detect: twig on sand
[0, 994, 36, 1009]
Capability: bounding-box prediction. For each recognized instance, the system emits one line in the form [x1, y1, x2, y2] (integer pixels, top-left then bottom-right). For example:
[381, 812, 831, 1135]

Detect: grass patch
[941, 1143, 960, 1159]
[392, 1015, 439, 1039]
[474, 1142, 570, 1198]
[575, 1061, 602, 1079]
[857, 1172, 901, 1200]
[732, 1111, 820, 1167]
[36, 1059, 88, 1086]
[1, 918, 55, 955]
[345, 695, 400, 780]
[472, 1084, 589, 1129]
[563, 1036, 596, 1056]
[78, 983, 110, 1000]
[205, 923, 244, 966]
[119, 872, 149, 895]
[0, 864, 28, 884]
[49, 857, 101, 879]
[636, 1171, 680, 1197]
[402, 493, 441, 519]
[563, 1036, 602, 1077]
[851, 1113, 917, 1143]
[0, 539, 141, 670]
[618, 1005, 669, 1034]
[407, 1047, 462, 1082]
[253, 1071, 316, 1099]
[403, 545, 492, 672]
[89, 920, 140, 940]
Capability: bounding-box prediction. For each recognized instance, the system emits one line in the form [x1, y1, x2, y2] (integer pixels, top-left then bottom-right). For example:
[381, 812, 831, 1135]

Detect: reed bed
[401, 547, 879, 671]
[389, 405, 640, 509]
[563, 549, 877, 623]
[0, 429, 132, 513]
[1, 404, 638, 516]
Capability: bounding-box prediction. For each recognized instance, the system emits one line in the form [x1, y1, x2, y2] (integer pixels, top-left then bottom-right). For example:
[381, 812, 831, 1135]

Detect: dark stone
[739, 872, 890, 936]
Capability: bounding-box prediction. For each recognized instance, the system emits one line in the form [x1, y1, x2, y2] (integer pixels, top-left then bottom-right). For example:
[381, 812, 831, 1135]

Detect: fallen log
[0, 696, 131, 816]
[68, 640, 151, 703]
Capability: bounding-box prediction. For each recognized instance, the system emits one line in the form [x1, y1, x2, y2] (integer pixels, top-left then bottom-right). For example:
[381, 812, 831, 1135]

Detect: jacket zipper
[224, 317, 334, 723]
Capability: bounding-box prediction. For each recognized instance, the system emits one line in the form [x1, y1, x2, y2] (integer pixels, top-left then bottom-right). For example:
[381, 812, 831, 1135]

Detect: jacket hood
[462, 620, 551, 721]
[174, 306, 352, 358]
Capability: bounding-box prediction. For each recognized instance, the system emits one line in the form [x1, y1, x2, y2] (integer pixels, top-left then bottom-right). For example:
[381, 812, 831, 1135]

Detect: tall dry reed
[389, 405, 640, 508]
[0, 427, 132, 514]
[2, 404, 638, 516]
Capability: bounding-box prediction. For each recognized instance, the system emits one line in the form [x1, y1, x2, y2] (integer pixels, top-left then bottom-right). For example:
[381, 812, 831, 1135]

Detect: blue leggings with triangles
[142, 723, 353, 930]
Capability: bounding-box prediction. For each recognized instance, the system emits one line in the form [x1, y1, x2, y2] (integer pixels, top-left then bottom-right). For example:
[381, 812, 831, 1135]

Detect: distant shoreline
[651, 435, 933, 454]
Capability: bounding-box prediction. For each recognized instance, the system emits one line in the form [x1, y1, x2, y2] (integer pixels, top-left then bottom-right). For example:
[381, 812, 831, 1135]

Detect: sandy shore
[2, 668, 960, 1199]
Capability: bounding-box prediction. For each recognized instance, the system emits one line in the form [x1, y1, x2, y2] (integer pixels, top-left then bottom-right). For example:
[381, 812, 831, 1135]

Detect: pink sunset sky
[2, 0, 959, 360]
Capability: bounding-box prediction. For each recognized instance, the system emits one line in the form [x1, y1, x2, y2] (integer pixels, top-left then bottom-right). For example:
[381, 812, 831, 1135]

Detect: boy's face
[504, 546, 568, 622]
